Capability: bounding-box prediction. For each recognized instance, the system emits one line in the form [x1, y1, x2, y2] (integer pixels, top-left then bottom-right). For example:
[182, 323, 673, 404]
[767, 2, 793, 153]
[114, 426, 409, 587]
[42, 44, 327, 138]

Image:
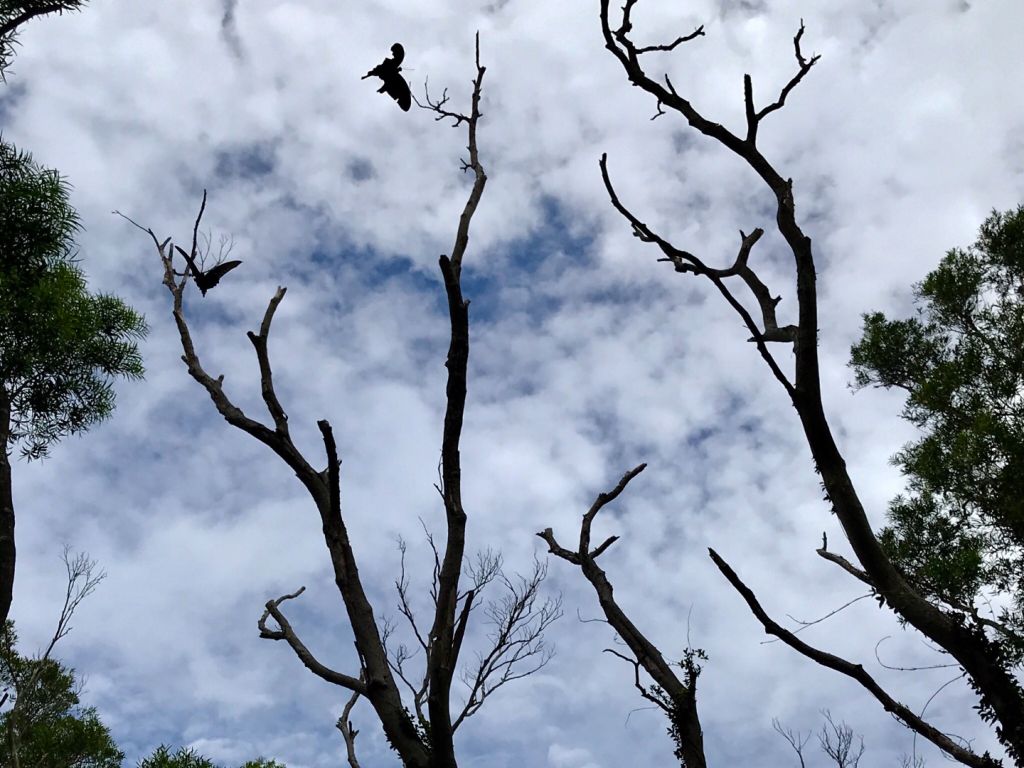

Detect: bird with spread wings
[362, 42, 411, 112]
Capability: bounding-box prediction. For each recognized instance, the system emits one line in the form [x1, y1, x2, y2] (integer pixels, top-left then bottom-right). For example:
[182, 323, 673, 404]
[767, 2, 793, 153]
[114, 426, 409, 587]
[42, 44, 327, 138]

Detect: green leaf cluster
[137, 746, 286, 768]
[0, 139, 147, 460]
[850, 205, 1024, 662]
[1, 622, 124, 768]
[0, 2, 88, 78]
[1, 623, 288, 768]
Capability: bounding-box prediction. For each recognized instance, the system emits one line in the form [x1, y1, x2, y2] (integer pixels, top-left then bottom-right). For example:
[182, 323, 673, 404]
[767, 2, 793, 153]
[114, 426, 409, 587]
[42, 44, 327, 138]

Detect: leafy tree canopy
[137, 745, 286, 768]
[0, 622, 288, 768]
[0, 620, 124, 768]
[0, 138, 147, 459]
[850, 204, 1024, 662]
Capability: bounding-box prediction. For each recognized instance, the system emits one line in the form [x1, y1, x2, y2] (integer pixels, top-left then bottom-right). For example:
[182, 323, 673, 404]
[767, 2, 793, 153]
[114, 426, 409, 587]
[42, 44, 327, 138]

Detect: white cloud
[4, 0, 1022, 766]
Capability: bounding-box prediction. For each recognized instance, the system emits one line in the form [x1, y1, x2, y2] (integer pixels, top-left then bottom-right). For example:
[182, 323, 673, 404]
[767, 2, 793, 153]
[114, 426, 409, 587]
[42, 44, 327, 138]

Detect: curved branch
[709, 548, 1001, 768]
[258, 587, 367, 693]
[599, 154, 797, 396]
[0, 2, 84, 42]
[246, 290, 291, 436]
[336, 677, 364, 768]
[540, 464, 708, 768]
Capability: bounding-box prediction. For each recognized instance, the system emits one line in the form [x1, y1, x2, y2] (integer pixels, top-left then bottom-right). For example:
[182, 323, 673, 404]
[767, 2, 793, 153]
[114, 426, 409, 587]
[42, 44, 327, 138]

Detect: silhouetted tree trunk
[0, 388, 14, 630]
[543, 3, 1023, 767]
[125, 34, 556, 768]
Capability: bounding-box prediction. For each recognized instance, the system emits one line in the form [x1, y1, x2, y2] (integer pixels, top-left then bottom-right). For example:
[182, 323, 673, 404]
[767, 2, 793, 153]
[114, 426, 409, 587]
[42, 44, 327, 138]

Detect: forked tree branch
[387, 534, 560, 735]
[126, 194, 430, 765]
[452, 561, 561, 731]
[539, 464, 708, 768]
[336, 681, 363, 768]
[257, 587, 367, 692]
[598, 154, 798, 398]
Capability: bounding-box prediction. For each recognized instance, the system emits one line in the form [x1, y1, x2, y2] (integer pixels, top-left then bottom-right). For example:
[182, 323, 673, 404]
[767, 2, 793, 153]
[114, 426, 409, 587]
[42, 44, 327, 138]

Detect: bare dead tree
[774, 712, 866, 768]
[556, 1, 1024, 766]
[818, 710, 866, 768]
[121, 33, 553, 768]
[538, 464, 708, 768]
[774, 718, 811, 768]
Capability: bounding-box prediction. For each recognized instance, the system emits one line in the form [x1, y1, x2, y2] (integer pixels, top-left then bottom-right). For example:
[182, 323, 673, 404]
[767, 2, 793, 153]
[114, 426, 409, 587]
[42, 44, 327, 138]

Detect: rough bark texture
[0, 387, 15, 630]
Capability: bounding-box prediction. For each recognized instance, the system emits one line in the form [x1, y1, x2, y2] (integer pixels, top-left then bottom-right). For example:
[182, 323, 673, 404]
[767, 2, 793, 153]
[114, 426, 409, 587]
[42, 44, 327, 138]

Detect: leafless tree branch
[257, 587, 367, 692]
[709, 548, 999, 768]
[336, 675, 364, 768]
[599, 154, 798, 397]
[873, 636, 958, 672]
[453, 559, 562, 731]
[816, 544, 875, 587]
[386, 529, 560, 735]
[818, 710, 865, 768]
[761, 592, 873, 646]
[539, 464, 708, 768]
[743, 19, 821, 143]
[773, 717, 811, 768]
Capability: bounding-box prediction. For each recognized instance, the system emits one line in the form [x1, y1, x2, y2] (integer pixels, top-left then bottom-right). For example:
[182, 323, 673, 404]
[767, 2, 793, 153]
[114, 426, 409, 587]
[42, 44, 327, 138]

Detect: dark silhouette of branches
[581, 1, 1024, 764]
[0, 1, 87, 78]
[539, 464, 709, 768]
[122, 32, 554, 768]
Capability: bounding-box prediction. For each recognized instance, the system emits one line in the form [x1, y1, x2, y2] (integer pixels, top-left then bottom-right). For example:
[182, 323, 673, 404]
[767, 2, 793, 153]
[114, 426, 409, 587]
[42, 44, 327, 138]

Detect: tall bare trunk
[0, 387, 16, 630]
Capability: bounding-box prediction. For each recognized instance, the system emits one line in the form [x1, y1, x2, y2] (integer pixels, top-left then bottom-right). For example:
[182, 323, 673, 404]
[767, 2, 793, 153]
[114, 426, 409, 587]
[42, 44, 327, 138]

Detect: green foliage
[644, 647, 707, 767]
[850, 204, 1024, 664]
[136, 746, 286, 768]
[0, 621, 124, 768]
[0, 138, 147, 459]
[138, 746, 216, 768]
[385, 707, 430, 759]
[0, 622, 288, 768]
[0, 2, 88, 78]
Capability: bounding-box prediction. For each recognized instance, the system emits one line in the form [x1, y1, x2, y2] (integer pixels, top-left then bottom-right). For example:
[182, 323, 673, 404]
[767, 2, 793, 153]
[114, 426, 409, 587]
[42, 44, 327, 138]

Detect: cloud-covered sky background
[4, 0, 1024, 766]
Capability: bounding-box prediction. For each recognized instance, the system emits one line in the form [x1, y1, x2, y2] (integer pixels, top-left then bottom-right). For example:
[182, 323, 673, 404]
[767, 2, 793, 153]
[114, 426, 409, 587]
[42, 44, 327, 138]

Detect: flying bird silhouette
[362, 43, 411, 112]
[174, 244, 243, 296]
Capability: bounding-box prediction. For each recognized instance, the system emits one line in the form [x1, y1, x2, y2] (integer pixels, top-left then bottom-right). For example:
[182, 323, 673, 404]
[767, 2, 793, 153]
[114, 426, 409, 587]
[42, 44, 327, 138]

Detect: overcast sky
[4, 0, 1024, 766]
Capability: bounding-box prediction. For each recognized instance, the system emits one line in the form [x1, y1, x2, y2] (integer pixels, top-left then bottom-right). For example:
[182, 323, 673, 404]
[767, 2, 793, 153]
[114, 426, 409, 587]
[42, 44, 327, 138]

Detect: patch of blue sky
[300, 241, 449, 384]
[212, 141, 277, 183]
[0, 80, 27, 130]
[346, 156, 374, 182]
[461, 194, 597, 326]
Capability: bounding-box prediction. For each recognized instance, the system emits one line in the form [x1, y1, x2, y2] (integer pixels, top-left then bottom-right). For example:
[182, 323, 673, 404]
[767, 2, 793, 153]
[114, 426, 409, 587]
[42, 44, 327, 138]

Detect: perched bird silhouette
[362, 43, 411, 111]
[174, 244, 243, 296]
